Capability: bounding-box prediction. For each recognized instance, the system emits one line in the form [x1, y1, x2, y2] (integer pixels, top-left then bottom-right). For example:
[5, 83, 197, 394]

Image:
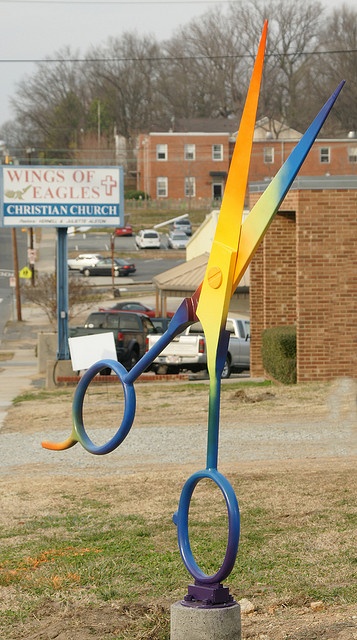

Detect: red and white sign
[1, 165, 124, 228]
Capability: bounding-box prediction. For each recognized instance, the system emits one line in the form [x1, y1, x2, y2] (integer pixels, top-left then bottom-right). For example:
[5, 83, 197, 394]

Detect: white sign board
[68, 332, 118, 371]
[1, 165, 124, 227]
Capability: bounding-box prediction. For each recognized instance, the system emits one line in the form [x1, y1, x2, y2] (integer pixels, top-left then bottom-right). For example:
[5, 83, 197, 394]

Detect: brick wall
[249, 139, 357, 183]
[296, 189, 357, 381]
[250, 204, 297, 377]
[137, 132, 230, 200]
[249, 187, 357, 381]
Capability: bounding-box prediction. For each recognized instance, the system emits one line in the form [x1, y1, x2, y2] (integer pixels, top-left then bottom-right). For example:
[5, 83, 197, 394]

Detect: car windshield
[144, 232, 158, 238]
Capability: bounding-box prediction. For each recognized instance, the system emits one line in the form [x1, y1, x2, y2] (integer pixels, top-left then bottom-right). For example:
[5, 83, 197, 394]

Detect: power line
[0, 0, 230, 4]
[0, 49, 356, 64]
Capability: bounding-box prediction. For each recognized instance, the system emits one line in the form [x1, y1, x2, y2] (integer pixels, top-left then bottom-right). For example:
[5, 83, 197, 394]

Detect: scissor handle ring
[72, 359, 136, 455]
[174, 468, 240, 584]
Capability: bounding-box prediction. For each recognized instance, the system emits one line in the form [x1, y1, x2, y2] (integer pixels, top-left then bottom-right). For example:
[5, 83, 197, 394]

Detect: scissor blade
[214, 20, 267, 251]
[196, 21, 268, 352]
[231, 80, 345, 291]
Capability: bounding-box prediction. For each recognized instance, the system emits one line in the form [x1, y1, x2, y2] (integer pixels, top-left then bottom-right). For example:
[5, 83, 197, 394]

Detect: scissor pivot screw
[207, 266, 223, 289]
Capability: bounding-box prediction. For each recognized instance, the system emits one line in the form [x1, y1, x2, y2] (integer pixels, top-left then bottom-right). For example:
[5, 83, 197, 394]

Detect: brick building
[136, 117, 357, 202]
[250, 135, 357, 183]
[249, 176, 357, 382]
[137, 129, 231, 201]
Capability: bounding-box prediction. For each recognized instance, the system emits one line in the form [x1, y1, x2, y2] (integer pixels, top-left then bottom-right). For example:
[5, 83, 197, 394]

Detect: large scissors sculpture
[43, 22, 343, 606]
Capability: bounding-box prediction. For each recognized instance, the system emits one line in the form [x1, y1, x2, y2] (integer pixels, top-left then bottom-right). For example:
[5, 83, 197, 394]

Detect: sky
[0, 0, 345, 129]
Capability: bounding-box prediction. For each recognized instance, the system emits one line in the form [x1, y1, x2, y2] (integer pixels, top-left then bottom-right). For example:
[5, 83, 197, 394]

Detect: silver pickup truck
[147, 316, 250, 378]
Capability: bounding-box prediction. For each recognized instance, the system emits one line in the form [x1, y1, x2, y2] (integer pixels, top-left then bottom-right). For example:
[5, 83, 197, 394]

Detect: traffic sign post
[19, 266, 32, 279]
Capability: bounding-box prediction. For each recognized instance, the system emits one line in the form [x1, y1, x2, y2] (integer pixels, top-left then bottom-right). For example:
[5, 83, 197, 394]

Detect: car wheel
[126, 350, 139, 371]
[221, 357, 231, 379]
[83, 268, 91, 277]
[155, 364, 168, 375]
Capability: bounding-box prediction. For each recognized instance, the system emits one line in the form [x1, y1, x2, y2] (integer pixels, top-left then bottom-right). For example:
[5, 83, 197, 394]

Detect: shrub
[22, 273, 96, 325]
[124, 189, 150, 200]
[262, 325, 297, 384]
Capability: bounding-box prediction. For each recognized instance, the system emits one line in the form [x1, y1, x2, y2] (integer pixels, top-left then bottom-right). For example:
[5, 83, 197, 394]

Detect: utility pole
[11, 228, 22, 321]
[26, 147, 36, 286]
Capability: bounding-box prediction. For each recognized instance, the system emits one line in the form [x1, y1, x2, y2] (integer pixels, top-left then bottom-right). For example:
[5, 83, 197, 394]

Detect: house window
[264, 146, 274, 164]
[320, 147, 330, 163]
[157, 177, 168, 197]
[184, 144, 195, 160]
[348, 147, 357, 163]
[185, 176, 196, 197]
[212, 144, 223, 161]
[156, 144, 167, 160]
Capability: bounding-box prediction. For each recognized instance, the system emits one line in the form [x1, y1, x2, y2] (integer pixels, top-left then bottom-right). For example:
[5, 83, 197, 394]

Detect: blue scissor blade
[232, 80, 345, 290]
[125, 292, 201, 383]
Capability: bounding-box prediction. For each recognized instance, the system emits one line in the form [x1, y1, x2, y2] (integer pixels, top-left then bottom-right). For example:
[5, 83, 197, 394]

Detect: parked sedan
[114, 224, 133, 237]
[68, 253, 103, 270]
[168, 231, 189, 249]
[171, 218, 192, 236]
[99, 301, 174, 318]
[81, 258, 136, 277]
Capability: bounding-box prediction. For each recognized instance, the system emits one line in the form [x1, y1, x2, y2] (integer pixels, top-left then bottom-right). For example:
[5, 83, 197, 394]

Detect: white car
[67, 253, 103, 270]
[135, 229, 161, 249]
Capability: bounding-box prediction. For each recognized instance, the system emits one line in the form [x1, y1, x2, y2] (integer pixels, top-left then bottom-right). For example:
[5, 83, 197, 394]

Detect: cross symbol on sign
[101, 174, 118, 196]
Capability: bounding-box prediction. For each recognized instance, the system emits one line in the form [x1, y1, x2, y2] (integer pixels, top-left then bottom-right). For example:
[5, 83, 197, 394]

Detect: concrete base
[170, 601, 241, 640]
[38, 332, 57, 373]
[46, 359, 74, 389]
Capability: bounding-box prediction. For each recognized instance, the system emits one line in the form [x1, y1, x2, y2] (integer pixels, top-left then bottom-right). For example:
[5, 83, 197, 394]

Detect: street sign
[19, 266, 32, 279]
[27, 248, 37, 264]
[0, 165, 124, 228]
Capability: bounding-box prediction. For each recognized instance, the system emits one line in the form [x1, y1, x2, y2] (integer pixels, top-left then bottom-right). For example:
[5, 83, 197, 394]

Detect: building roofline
[250, 175, 357, 193]
[147, 132, 230, 137]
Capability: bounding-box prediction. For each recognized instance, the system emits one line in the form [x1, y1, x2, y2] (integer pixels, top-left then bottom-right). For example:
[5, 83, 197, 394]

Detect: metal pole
[111, 233, 115, 296]
[56, 227, 69, 360]
[26, 148, 35, 286]
[11, 228, 22, 321]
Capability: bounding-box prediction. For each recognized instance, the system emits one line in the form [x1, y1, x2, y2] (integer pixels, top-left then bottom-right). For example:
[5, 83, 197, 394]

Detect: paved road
[67, 232, 184, 281]
[67, 230, 174, 253]
[0, 228, 27, 335]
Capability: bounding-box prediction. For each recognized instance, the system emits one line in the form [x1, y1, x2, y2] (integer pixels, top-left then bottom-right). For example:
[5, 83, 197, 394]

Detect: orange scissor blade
[195, 21, 267, 341]
[214, 19, 267, 251]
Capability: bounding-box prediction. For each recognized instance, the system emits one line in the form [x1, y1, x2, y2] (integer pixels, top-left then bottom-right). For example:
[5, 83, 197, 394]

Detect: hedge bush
[124, 189, 150, 200]
[261, 325, 297, 384]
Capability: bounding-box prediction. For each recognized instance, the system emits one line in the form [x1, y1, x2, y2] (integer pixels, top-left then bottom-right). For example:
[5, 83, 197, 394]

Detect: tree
[22, 273, 95, 325]
[85, 32, 162, 139]
[11, 47, 89, 159]
[229, 0, 324, 132]
[317, 5, 357, 134]
[160, 6, 247, 121]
